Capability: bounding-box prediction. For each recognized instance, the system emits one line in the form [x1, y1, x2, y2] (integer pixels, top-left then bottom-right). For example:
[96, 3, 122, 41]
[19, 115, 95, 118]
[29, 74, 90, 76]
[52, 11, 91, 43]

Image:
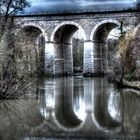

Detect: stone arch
[16, 23, 48, 41]
[50, 21, 86, 76]
[51, 21, 86, 41]
[15, 24, 47, 74]
[89, 20, 120, 75]
[90, 19, 120, 40]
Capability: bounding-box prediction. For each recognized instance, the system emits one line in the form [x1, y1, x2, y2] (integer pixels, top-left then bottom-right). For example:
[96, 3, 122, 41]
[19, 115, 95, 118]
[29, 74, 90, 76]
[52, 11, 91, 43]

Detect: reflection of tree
[120, 89, 140, 135]
[0, 99, 44, 140]
[0, 98, 63, 138]
[120, 90, 125, 134]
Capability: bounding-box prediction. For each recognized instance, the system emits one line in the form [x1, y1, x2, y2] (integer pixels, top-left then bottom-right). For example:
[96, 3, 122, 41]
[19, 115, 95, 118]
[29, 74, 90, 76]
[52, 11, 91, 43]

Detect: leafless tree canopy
[0, 0, 35, 99]
[133, 0, 140, 10]
[0, 0, 30, 16]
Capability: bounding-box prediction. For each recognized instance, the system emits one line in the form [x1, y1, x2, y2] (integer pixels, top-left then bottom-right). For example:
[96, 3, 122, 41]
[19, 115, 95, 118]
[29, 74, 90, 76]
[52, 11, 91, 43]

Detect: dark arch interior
[16, 26, 45, 74]
[92, 22, 119, 75]
[53, 24, 84, 76]
[93, 23, 118, 42]
[54, 25, 78, 43]
[19, 26, 42, 42]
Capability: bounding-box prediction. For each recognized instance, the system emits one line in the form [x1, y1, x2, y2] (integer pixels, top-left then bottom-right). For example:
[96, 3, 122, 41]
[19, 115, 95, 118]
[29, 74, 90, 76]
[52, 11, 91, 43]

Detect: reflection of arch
[90, 20, 120, 40]
[51, 21, 86, 41]
[91, 77, 122, 132]
[53, 77, 86, 131]
[52, 112, 87, 131]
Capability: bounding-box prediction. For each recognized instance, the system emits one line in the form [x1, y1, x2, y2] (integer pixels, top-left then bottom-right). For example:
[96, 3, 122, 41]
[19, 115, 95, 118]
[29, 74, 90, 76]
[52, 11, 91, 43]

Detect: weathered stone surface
[14, 11, 138, 76]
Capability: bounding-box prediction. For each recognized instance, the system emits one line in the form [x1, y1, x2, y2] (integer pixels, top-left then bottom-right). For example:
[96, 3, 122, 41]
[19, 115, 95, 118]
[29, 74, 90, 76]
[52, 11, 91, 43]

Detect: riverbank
[123, 80, 140, 90]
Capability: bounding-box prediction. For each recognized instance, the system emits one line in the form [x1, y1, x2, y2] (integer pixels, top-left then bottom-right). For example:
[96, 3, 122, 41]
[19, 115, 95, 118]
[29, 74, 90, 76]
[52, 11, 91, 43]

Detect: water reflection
[54, 77, 82, 130]
[73, 76, 85, 121]
[108, 89, 122, 123]
[0, 99, 44, 140]
[0, 77, 140, 139]
[93, 78, 122, 130]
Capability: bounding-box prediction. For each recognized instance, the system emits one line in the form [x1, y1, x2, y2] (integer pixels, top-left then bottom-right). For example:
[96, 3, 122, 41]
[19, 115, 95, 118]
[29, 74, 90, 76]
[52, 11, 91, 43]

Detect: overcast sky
[26, 0, 137, 13]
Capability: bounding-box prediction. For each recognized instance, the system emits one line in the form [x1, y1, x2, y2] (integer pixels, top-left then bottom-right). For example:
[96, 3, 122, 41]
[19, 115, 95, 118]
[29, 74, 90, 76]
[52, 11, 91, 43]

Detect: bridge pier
[44, 42, 73, 76]
[44, 42, 55, 76]
[45, 40, 106, 76]
[93, 41, 108, 75]
[83, 41, 94, 75]
[54, 43, 73, 76]
[63, 43, 73, 75]
[83, 40, 104, 76]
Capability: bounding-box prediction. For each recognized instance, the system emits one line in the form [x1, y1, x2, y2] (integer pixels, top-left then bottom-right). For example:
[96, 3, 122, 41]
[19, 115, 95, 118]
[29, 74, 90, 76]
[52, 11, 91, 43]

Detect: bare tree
[134, 0, 140, 11]
[0, 0, 30, 19]
[0, 26, 37, 99]
[0, 0, 30, 38]
[0, 0, 35, 99]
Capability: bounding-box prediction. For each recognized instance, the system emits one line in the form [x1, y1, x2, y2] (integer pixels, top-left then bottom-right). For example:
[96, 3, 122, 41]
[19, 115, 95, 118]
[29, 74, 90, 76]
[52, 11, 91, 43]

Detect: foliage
[133, 0, 140, 10]
[0, 0, 30, 38]
[0, 0, 30, 16]
[15, 27, 45, 75]
[0, 0, 35, 99]
[0, 20, 36, 99]
[117, 30, 137, 81]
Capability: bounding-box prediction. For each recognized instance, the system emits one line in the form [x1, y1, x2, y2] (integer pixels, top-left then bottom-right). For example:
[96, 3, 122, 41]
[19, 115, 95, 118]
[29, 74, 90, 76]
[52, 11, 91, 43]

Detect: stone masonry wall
[14, 12, 138, 76]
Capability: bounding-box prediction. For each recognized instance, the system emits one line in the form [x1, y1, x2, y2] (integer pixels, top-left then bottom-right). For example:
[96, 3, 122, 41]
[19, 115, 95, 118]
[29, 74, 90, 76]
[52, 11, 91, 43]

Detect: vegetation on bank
[0, 0, 38, 99]
[114, 27, 140, 89]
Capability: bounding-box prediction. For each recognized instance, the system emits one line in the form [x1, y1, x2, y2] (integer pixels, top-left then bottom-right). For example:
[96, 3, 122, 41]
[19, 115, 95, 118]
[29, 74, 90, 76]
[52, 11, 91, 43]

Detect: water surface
[0, 76, 140, 140]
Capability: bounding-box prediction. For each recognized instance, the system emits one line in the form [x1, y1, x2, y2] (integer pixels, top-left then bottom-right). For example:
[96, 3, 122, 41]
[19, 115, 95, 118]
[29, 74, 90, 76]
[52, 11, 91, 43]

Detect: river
[0, 76, 140, 140]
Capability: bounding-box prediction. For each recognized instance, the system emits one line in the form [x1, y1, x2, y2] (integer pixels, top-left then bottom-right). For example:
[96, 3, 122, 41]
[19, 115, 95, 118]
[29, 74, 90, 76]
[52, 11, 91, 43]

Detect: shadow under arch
[51, 21, 86, 42]
[50, 21, 86, 76]
[90, 20, 120, 75]
[16, 23, 48, 42]
[15, 24, 48, 74]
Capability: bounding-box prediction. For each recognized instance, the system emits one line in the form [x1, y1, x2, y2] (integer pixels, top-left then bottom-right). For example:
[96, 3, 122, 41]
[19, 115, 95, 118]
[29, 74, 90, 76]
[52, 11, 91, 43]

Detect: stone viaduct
[14, 10, 139, 76]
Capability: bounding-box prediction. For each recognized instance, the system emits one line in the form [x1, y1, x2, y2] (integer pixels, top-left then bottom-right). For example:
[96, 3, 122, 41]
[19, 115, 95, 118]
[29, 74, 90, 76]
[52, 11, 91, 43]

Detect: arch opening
[53, 23, 85, 76]
[15, 26, 45, 75]
[91, 21, 120, 75]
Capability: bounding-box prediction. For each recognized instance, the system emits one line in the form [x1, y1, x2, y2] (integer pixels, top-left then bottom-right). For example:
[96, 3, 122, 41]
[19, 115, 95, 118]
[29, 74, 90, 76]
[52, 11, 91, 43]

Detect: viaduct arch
[50, 21, 86, 75]
[89, 20, 120, 75]
[14, 11, 137, 76]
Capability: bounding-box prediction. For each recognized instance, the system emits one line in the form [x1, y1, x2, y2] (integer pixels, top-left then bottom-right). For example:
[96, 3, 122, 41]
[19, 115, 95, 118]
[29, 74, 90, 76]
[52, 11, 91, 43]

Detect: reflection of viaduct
[15, 11, 138, 76]
[40, 77, 122, 133]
